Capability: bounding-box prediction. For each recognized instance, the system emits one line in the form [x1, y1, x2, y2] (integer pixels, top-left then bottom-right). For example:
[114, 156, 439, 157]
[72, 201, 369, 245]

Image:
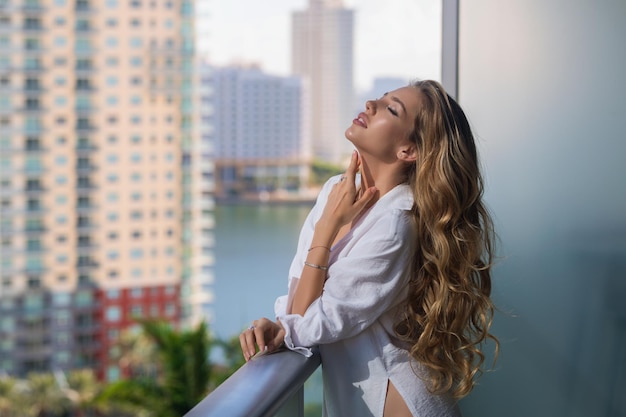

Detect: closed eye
[387, 106, 398, 116]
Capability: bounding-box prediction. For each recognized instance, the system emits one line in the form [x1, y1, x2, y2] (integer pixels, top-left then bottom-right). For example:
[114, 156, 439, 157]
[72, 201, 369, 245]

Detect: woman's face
[345, 86, 421, 163]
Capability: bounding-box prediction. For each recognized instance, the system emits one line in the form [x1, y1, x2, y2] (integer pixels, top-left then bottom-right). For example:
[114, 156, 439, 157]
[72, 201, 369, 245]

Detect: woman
[240, 80, 497, 417]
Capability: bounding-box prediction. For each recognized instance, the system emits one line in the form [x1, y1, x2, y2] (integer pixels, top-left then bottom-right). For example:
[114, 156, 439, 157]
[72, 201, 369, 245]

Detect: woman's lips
[352, 112, 368, 128]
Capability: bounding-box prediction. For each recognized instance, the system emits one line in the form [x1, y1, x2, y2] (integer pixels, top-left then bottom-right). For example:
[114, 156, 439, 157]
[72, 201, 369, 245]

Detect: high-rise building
[292, 0, 354, 164]
[0, 0, 211, 381]
[208, 65, 310, 200]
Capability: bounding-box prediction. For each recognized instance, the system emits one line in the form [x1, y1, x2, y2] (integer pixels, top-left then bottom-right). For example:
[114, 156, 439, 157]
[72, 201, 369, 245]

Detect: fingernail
[249, 350, 255, 358]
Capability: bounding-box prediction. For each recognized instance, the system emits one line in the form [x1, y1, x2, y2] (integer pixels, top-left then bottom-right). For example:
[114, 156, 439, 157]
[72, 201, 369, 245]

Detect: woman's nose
[365, 99, 376, 113]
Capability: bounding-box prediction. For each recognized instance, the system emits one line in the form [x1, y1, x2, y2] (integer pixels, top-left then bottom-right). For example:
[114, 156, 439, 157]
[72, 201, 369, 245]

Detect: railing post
[273, 385, 304, 417]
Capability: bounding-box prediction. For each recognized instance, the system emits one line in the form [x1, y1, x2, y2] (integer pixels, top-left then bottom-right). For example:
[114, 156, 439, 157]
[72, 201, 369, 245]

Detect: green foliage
[0, 376, 22, 416]
[0, 322, 247, 417]
[99, 319, 215, 417]
[210, 335, 246, 387]
[310, 159, 344, 186]
[304, 402, 323, 417]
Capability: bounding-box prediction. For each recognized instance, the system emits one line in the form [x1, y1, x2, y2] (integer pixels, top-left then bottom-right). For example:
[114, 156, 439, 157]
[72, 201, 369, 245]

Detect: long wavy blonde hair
[396, 80, 498, 399]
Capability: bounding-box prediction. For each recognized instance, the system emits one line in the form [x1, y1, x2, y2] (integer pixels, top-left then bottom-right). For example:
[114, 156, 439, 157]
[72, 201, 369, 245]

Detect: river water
[211, 203, 313, 340]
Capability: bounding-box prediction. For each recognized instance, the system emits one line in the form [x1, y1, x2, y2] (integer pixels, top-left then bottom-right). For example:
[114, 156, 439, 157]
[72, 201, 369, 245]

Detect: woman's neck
[359, 157, 407, 198]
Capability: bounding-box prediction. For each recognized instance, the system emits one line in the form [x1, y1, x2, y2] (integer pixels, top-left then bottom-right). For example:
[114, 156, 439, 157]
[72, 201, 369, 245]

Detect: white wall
[456, 1, 626, 416]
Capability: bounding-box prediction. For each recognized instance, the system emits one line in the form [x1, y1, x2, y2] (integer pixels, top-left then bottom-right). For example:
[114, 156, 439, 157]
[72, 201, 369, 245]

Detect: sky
[196, 0, 442, 93]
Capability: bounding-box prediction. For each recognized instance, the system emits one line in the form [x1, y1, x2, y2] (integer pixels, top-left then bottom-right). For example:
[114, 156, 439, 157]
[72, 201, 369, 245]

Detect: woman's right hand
[239, 318, 285, 362]
[317, 151, 377, 235]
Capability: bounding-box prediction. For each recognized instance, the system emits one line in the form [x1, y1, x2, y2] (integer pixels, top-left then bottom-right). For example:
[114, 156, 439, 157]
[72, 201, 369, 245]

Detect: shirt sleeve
[277, 209, 415, 351]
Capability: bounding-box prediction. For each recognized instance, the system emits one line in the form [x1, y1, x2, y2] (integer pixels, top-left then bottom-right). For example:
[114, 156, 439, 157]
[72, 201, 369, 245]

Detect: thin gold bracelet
[308, 245, 331, 252]
[304, 261, 328, 271]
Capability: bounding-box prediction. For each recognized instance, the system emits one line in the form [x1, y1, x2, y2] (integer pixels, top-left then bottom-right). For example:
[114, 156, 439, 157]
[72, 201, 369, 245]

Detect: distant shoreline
[215, 196, 316, 206]
[215, 187, 320, 206]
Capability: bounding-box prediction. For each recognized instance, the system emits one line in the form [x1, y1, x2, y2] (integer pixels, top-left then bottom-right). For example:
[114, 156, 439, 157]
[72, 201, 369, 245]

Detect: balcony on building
[75, 20, 95, 33]
[26, 197, 41, 208]
[74, 0, 95, 14]
[75, 119, 96, 132]
[22, 17, 42, 32]
[76, 255, 98, 269]
[76, 157, 97, 173]
[22, 60, 44, 73]
[74, 314, 98, 333]
[76, 176, 96, 194]
[14, 341, 53, 359]
[25, 239, 44, 253]
[76, 215, 95, 231]
[75, 138, 98, 153]
[25, 138, 44, 153]
[24, 222, 45, 234]
[76, 206, 96, 215]
[76, 236, 97, 254]
[74, 352, 97, 368]
[76, 335, 100, 353]
[16, 316, 49, 337]
[75, 103, 96, 114]
[75, 58, 94, 73]
[75, 79, 95, 92]
[25, 179, 44, 193]
[20, 2, 46, 13]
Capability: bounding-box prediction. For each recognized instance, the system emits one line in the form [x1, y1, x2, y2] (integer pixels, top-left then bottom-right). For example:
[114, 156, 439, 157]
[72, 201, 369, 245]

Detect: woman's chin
[344, 127, 357, 144]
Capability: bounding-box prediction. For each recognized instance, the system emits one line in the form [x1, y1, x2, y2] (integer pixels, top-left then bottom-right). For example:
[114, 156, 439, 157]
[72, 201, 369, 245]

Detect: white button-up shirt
[275, 175, 461, 417]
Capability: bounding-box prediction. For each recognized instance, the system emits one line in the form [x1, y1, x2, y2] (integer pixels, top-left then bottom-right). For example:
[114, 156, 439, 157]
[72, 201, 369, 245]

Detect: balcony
[74, 0, 96, 14]
[75, 143, 98, 153]
[76, 181, 97, 194]
[25, 186, 44, 194]
[22, 24, 43, 32]
[76, 220, 96, 230]
[76, 257, 98, 268]
[21, 5, 46, 13]
[75, 123, 97, 132]
[23, 85, 44, 94]
[76, 205, 96, 215]
[75, 163, 97, 173]
[185, 348, 320, 417]
[76, 243, 98, 254]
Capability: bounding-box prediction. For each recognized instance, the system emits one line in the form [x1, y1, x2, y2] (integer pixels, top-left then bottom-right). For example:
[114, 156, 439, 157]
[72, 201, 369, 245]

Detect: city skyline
[199, 0, 442, 92]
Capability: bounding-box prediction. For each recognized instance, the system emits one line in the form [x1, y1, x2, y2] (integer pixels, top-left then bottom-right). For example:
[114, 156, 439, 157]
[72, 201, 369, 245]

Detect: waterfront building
[208, 65, 311, 201]
[0, 0, 212, 381]
[291, 0, 354, 164]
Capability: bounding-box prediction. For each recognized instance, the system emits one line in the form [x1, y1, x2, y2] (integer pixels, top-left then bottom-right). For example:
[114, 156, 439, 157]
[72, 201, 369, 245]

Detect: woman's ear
[397, 145, 417, 162]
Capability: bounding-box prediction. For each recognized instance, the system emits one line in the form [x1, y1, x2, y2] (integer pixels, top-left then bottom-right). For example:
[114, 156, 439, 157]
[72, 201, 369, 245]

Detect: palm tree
[99, 320, 213, 417]
[114, 328, 159, 378]
[210, 335, 246, 388]
[65, 369, 104, 417]
[0, 375, 20, 416]
[23, 372, 70, 417]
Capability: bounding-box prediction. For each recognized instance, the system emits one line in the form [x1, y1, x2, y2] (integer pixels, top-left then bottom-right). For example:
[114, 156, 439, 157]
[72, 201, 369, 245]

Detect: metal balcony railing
[185, 347, 321, 417]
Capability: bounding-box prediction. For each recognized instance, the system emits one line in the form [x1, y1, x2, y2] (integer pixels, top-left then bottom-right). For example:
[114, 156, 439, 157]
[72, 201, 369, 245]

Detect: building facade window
[105, 306, 121, 322]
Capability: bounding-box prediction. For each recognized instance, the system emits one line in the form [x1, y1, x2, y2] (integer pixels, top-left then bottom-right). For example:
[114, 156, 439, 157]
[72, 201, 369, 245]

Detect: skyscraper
[292, 0, 354, 164]
[209, 65, 310, 200]
[0, 0, 211, 381]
